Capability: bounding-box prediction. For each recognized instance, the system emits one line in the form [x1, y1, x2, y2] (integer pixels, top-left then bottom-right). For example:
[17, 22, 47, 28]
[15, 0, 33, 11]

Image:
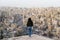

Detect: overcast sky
[0, 0, 60, 8]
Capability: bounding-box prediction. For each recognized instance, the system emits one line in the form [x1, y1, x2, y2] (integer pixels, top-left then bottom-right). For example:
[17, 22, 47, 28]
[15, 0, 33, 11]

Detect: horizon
[0, 0, 60, 8]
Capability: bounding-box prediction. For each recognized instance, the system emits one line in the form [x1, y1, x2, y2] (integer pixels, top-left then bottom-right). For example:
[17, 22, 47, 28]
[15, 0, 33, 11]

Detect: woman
[27, 18, 33, 37]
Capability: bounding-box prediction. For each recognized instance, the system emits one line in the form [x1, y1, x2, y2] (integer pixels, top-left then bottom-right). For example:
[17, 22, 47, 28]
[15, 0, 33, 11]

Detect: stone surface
[3, 34, 54, 40]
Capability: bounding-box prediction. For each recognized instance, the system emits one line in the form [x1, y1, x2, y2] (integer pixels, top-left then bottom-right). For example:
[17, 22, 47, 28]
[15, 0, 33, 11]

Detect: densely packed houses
[0, 7, 60, 39]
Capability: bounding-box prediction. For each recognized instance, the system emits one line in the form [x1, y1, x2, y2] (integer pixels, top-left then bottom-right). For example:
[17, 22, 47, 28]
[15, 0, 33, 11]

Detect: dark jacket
[27, 18, 33, 27]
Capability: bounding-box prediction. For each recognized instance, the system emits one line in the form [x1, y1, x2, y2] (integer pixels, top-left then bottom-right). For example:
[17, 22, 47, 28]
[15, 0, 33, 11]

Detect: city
[0, 7, 60, 40]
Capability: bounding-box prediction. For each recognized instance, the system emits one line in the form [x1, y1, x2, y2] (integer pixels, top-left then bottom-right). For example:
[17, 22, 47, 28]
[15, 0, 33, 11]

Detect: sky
[0, 0, 60, 8]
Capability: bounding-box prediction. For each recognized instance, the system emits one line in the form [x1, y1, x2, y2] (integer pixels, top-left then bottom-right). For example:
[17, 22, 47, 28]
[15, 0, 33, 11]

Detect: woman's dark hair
[28, 18, 31, 21]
